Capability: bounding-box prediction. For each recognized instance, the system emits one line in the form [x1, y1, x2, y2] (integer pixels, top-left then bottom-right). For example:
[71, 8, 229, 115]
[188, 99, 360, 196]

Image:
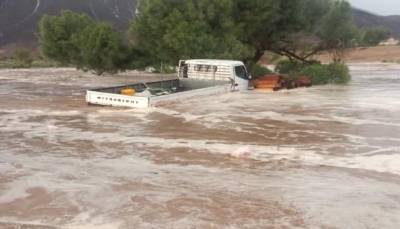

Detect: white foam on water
[255, 146, 400, 175]
[2, 63, 400, 228]
[66, 222, 123, 229]
[283, 170, 400, 229]
[348, 62, 400, 72]
[2, 142, 400, 228]
[2, 100, 400, 177]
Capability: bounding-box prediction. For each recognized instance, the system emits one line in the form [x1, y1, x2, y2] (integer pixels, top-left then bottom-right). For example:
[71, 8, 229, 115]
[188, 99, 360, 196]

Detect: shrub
[275, 59, 303, 74]
[11, 62, 29, 69]
[275, 59, 322, 74]
[326, 62, 351, 84]
[249, 63, 273, 79]
[39, 11, 131, 75]
[291, 62, 350, 85]
[12, 46, 33, 67]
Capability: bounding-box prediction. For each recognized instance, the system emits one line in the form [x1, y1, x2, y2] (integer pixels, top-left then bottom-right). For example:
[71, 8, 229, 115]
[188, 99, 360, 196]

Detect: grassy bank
[0, 60, 69, 69]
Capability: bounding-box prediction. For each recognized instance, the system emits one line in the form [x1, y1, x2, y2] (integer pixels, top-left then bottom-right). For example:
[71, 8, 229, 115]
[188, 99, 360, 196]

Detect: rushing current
[0, 63, 400, 229]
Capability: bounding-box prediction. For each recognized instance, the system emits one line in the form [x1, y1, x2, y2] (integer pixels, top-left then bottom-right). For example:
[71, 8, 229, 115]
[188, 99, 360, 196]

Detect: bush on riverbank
[249, 63, 273, 79]
[274, 60, 305, 74]
[275, 59, 351, 85]
[294, 63, 351, 85]
[0, 60, 69, 69]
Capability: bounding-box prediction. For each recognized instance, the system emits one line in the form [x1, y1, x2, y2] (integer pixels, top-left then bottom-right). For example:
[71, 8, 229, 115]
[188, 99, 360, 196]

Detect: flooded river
[1, 63, 400, 229]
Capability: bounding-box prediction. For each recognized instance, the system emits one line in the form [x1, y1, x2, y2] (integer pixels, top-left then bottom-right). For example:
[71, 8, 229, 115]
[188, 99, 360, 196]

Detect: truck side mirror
[248, 74, 252, 79]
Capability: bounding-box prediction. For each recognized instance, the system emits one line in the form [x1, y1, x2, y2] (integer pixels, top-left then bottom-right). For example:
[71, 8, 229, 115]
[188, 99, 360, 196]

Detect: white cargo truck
[85, 59, 251, 108]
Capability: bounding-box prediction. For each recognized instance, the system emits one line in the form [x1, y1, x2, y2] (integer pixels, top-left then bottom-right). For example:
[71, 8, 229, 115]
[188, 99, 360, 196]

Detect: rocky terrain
[0, 0, 137, 54]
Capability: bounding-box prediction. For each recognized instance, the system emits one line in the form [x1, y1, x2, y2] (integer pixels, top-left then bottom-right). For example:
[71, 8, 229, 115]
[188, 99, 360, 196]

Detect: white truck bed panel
[86, 91, 149, 108]
[86, 79, 232, 108]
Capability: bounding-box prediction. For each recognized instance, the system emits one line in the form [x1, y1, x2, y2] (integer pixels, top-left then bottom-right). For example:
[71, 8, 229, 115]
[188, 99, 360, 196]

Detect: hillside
[353, 9, 400, 38]
[0, 2, 399, 56]
[0, 0, 137, 54]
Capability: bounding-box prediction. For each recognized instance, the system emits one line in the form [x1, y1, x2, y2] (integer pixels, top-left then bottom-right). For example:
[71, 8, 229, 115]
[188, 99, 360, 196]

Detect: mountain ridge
[0, 0, 137, 54]
[0, 2, 399, 55]
[353, 9, 400, 38]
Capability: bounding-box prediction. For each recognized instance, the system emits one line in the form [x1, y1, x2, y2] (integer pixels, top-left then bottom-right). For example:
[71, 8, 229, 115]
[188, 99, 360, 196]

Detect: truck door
[233, 65, 249, 91]
[178, 60, 188, 78]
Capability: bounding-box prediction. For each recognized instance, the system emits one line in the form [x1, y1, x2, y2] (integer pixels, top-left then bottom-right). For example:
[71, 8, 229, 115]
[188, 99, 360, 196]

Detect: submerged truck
[86, 59, 251, 108]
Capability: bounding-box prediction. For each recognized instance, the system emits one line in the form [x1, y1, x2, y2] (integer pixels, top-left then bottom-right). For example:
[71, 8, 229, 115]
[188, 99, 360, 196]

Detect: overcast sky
[348, 0, 400, 16]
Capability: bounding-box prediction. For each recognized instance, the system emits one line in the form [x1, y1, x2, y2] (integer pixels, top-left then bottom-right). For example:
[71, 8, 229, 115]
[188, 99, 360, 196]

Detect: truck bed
[86, 78, 231, 108]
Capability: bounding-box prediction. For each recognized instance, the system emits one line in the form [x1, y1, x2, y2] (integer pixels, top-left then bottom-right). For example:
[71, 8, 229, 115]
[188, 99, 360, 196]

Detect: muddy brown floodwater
[1, 64, 400, 229]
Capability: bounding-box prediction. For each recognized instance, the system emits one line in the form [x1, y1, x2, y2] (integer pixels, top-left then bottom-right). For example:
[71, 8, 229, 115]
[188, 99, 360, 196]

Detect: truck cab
[178, 59, 251, 91]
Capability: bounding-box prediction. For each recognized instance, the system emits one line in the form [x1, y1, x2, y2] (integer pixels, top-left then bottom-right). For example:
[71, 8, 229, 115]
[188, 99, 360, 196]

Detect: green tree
[317, 0, 360, 62]
[362, 27, 391, 46]
[39, 10, 95, 65]
[75, 22, 131, 75]
[268, 0, 331, 62]
[131, 0, 251, 66]
[12, 46, 33, 67]
[39, 10, 131, 75]
[131, 0, 332, 68]
[234, 0, 330, 65]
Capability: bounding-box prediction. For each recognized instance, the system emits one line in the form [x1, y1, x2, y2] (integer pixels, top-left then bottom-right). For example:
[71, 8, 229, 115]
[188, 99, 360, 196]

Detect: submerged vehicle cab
[178, 59, 251, 92]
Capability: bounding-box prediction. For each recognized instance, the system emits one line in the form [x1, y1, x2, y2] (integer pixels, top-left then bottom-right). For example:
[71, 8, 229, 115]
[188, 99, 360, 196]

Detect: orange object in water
[121, 89, 136, 96]
[296, 76, 312, 87]
[297, 76, 311, 84]
[257, 80, 279, 86]
[256, 84, 276, 89]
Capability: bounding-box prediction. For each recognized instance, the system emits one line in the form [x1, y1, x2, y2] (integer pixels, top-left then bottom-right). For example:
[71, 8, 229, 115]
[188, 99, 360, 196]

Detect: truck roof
[184, 59, 245, 66]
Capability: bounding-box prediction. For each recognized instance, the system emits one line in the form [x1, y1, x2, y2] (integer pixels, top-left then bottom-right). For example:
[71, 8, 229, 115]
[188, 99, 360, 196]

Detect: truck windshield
[235, 66, 248, 80]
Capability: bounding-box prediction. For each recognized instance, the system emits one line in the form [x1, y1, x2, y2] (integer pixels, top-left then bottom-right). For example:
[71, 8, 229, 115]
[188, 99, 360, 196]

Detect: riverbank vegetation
[275, 59, 351, 85]
[1, 0, 392, 84]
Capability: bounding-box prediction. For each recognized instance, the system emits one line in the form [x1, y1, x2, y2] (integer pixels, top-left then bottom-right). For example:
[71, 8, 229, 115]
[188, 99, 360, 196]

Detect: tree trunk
[243, 49, 265, 70]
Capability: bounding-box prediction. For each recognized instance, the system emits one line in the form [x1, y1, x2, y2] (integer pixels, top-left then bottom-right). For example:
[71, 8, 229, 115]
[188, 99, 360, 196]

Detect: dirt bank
[316, 46, 400, 63]
[259, 46, 400, 65]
